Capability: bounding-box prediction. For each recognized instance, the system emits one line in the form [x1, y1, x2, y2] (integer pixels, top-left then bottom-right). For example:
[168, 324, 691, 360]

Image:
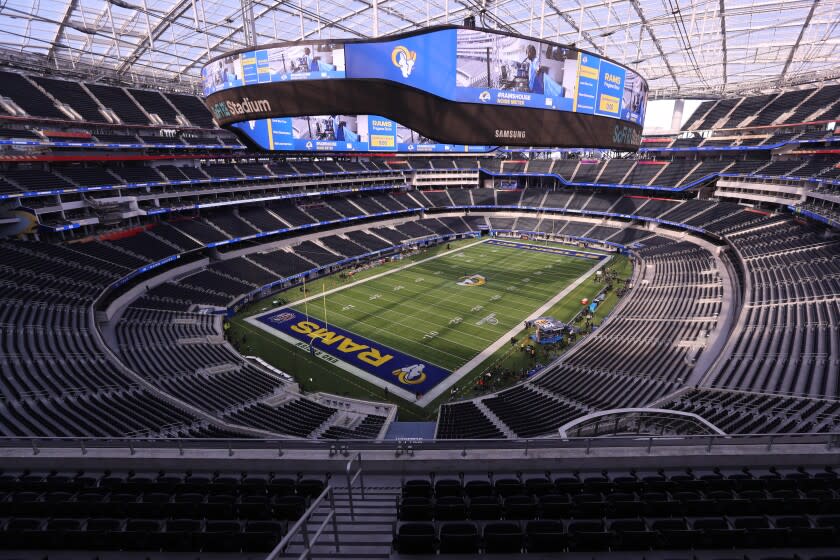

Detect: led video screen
[203, 42, 345, 96]
[232, 114, 495, 153]
[203, 26, 648, 127]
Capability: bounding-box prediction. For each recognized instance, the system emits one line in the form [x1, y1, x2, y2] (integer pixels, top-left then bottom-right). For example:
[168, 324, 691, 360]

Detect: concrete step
[287, 531, 393, 545]
[311, 513, 396, 523]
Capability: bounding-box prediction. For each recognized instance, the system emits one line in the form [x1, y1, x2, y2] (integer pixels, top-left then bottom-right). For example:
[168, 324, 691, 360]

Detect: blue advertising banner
[574, 53, 600, 115]
[345, 29, 458, 100]
[594, 59, 625, 118]
[368, 116, 397, 151]
[256, 308, 451, 393]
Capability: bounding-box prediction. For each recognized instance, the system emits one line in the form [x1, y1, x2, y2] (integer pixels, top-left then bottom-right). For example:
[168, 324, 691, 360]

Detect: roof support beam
[629, 0, 679, 90]
[240, 0, 257, 47]
[47, 0, 79, 59]
[718, 0, 727, 88]
[116, 0, 195, 74]
[544, 0, 605, 55]
[778, 0, 820, 85]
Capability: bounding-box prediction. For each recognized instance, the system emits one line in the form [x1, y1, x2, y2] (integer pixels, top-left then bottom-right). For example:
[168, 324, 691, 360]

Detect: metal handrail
[345, 452, 365, 520]
[7, 432, 840, 459]
[265, 485, 340, 560]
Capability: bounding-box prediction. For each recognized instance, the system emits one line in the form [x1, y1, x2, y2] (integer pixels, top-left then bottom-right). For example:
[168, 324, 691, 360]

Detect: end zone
[248, 308, 452, 402]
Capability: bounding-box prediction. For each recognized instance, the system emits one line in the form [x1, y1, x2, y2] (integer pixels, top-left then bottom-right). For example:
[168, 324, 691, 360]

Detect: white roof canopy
[1, 0, 838, 97]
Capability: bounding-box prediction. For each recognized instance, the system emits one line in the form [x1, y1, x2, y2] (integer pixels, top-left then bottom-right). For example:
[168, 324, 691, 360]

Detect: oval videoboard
[202, 26, 648, 151]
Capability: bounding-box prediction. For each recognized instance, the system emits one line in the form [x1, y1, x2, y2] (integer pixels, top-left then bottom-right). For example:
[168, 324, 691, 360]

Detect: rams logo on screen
[290, 320, 393, 367]
[391, 46, 417, 78]
[393, 364, 427, 385]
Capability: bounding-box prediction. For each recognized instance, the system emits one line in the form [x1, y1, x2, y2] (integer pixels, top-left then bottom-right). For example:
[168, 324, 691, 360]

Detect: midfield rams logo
[391, 46, 417, 78]
[393, 363, 427, 385]
[457, 274, 486, 287]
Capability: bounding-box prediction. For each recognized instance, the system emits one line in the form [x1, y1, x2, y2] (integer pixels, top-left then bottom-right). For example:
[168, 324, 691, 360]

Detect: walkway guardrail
[345, 452, 366, 520]
[265, 485, 340, 560]
[9, 432, 840, 457]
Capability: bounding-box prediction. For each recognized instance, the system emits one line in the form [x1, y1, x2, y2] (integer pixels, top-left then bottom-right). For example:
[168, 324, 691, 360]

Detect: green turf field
[229, 238, 631, 418]
[287, 239, 600, 372]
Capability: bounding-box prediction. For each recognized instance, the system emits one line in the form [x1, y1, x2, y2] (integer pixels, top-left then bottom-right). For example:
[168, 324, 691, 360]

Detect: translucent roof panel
[0, 0, 837, 97]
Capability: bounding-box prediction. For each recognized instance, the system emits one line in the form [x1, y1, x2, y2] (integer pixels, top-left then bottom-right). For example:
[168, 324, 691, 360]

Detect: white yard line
[274, 238, 486, 310]
[414, 254, 613, 407]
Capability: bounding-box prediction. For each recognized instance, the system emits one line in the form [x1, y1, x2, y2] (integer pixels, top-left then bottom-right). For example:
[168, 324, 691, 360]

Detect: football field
[248, 239, 608, 402]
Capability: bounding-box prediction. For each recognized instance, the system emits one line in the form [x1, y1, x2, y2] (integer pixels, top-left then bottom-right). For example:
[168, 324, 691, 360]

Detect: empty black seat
[206, 493, 236, 519]
[469, 495, 501, 520]
[775, 515, 834, 547]
[435, 479, 462, 498]
[434, 496, 467, 521]
[693, 517, 743, 549]
[403, 479, 432, 499]
[504, 494, 536, 520]
[296, 479, 325, 498]
[163, 519, 200, 551]
[606, 492, 641, 517]
[123, 519, 161, 551]
[652, 518, 700, 549]
[0, 518, 42, 549]
[568, 519, 613, 551]
[268, 478, 297, 497]
[526, 520, 566, 552]
[45, 518, 84, 549]
[537, 495, 569, 521]
[483, 522, 523, 553]
[400, 497, 432, 521]
[572, 492, 605, 517]
[274, 495, 306, 520]
[86, 518, 122, 550]
[172, 492, 204, 518]
[495, 478, 525, 497]
[395, 522, 435, 554]
[610, 518, 657, 550]
[464, 480, 492, 498]
[200, 520, 241, 552]
[439, 522, 479, 554]
[524, 477, 553, 496]
[239, 495, 271, 519]
[244, 520, 284, 552]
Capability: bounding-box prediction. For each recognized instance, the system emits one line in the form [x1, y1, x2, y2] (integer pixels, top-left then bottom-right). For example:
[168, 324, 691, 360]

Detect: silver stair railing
[265, 485, 340, 560]
[345, 451, 366, 520]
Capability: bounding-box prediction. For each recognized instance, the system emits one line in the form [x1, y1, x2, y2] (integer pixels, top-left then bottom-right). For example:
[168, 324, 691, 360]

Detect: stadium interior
[0, 0, 839, 557]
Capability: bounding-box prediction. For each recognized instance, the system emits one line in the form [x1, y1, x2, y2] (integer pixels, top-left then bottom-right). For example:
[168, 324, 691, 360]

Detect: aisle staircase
[270, 456, 398, 559]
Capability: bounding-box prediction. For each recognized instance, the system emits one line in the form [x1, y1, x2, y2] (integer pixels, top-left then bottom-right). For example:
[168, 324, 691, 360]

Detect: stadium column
[671, 99, 685, 131]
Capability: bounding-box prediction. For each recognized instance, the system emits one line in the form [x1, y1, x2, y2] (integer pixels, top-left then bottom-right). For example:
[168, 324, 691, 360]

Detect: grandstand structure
[0, 0, 839, 557]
